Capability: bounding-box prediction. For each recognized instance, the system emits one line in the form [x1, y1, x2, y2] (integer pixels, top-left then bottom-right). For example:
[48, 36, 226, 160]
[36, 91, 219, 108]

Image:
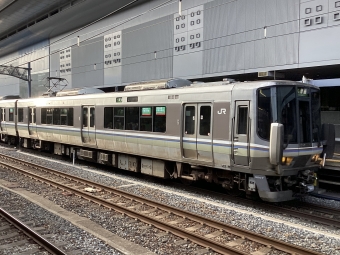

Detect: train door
[182, 103, 213, 162]
[0, 108, 4, 132]
[232, 101, 250, 166]
[14, 100, 18, 134]
[81, 106, 96, 146]
[28, 107, 37, 136]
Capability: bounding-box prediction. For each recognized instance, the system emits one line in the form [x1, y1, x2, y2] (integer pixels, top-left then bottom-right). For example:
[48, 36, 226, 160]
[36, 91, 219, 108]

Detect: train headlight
[311, 154, 320, 162]
[282, 157, 293, 165]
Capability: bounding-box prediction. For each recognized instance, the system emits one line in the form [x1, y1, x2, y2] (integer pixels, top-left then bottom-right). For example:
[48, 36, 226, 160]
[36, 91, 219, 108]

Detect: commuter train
[0, 78, 334, 202]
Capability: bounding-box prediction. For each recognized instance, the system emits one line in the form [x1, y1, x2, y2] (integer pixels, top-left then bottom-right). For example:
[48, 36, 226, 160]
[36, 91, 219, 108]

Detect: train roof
[0, 95, 21, 100]
[10, 79, 319, 105]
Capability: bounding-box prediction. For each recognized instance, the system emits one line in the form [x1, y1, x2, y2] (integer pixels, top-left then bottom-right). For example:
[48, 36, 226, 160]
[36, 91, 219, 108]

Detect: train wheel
[226, 189, 243, 197]
[180, 178, 193, 186]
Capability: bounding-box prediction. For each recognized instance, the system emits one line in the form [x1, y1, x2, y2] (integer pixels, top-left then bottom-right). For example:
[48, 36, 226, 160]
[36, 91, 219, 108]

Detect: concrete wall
[0, 40, 49, 98]
[1, 0, 340, 96]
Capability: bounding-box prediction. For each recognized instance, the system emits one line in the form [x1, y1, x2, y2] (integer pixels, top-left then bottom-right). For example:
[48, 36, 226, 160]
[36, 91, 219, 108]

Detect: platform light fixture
[179, 0, 182, 16]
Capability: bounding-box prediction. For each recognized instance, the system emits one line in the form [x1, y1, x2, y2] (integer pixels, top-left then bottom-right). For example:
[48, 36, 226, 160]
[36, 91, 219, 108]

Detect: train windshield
[257, 85, 321, 144]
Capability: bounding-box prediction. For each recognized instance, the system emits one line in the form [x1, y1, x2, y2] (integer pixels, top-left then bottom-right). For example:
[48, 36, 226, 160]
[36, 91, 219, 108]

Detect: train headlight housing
[282, 157, 293, 165]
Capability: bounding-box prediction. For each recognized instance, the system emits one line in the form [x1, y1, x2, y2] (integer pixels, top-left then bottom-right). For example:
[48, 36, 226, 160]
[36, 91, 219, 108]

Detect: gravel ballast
[0, 187, 123, 255]
[0, 145, 340, 255]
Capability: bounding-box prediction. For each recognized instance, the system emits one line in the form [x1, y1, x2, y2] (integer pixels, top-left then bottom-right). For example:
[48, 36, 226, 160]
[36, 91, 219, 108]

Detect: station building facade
[0, 0, 340, 137]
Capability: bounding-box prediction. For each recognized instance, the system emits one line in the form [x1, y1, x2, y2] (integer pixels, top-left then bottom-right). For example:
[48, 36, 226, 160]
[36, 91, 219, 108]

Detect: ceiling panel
[0, 0, 16, 11]
[0, 0, 150, 58]
[0, 0, 73, 35]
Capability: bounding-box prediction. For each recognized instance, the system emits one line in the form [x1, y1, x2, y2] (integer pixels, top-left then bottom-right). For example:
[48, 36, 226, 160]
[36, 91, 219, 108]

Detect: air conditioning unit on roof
[258, 71, 284, 79]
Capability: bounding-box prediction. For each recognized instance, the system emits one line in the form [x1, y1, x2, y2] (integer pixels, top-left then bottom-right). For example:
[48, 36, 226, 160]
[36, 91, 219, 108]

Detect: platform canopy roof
[0, 0, 149, 58]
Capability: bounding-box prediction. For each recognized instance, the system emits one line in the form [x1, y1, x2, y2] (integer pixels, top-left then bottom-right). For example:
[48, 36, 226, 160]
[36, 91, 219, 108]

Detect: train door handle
[234, 138, 238, 142]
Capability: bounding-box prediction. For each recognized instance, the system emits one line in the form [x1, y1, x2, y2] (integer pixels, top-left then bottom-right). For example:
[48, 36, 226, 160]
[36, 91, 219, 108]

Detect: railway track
[17, 145, 340, 225]
[172, 182, 340, 230]
[17, 145, 340, 227]
[238, 197, 340, 229]
[284, 202, 340, 226]
[0, 206, 66, 255]
[0, 153, 325, 255]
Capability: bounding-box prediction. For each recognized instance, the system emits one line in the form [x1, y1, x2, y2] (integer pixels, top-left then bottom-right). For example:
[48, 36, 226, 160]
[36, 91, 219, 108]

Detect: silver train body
[0, 79, 328, 202]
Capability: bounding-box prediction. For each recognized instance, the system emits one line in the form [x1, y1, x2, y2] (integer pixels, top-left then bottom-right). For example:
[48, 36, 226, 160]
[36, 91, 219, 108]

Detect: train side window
[18, 108, 24, 122]
[257, 88, 272, 140]
[83, 108, 88, 127]
[114, 107, 124, 130]
[125, 107, 139, 130]
[185, 106, 195, 135]
[3, 108, 5, 122]
[41, 108, 47, 124]
[60, 108, 68, 125]
[46, 109, 53, 124]
[154, 106, 166, 133]
[29, 108, 32, 124]
[9, 108, 14, 121]
[0, 108, 3, 121]
[90, 107, 95, 127]
[140, 107, 152, 132]
[68, 108, 73, 126]
[237, 106, 248, 134]
[53, 108, 61, 125]
[199, 106, 211, 136]
[104, 107, 113, 129]
[33, 108, 36, 124]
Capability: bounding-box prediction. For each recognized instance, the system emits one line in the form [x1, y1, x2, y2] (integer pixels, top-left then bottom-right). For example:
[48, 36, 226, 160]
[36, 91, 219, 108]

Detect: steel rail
[175, 179, 340, 228]
[0, 207, 67, 255]
[0, 161, 247, 255]
[300, 203, 340, 217]
[0, 154, 324, 255]
[255, 202, 340, 228]
[281, 205, 340, 226]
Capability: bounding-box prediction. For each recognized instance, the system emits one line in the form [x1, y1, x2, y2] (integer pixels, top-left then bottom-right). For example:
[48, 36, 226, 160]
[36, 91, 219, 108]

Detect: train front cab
[251, 82, 330, 202]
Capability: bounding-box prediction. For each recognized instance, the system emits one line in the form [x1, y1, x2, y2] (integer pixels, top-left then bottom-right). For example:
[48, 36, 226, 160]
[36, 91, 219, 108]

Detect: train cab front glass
[257, 85, 321, 146]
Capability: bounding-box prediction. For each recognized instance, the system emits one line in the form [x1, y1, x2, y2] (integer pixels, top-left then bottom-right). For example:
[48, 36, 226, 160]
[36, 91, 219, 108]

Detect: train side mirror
[269, 123, 284, 165]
